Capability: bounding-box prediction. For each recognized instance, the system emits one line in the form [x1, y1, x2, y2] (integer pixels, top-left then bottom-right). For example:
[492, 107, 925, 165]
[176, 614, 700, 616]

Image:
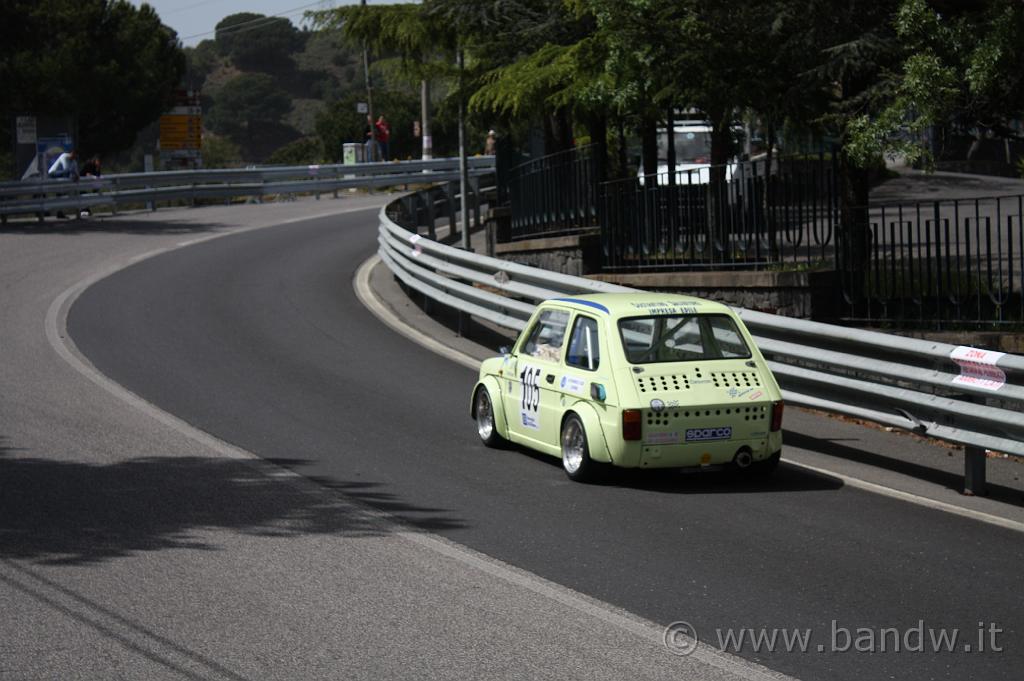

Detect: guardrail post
[447, 181, 457, 236]
[963, 445, 987, 496]
[425, 188, 436, 240]
[472, 176, 481, 236]
[962, 394, 988, 496]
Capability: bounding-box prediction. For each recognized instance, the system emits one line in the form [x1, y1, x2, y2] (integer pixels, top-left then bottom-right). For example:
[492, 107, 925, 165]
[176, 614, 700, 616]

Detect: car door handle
[546, 374, 555, 384]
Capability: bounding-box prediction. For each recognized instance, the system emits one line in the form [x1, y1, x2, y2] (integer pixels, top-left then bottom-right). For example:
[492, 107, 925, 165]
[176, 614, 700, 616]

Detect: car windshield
[618, 314, 751, 364]
[657, 130, 712, 163]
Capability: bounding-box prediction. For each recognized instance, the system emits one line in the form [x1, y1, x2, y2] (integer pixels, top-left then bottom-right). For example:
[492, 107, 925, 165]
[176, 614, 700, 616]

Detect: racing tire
[474, 387, 506, 448]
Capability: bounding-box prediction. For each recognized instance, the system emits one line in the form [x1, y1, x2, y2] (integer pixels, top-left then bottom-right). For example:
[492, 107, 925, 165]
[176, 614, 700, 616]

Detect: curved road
[68, 208, 1022, 680]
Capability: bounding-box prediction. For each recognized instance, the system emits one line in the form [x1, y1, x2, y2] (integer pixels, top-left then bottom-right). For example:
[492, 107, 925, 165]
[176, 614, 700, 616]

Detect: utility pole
[457, 48, 471, 250]
[361, 0, 376, 161]
[421, 80, 432, 160]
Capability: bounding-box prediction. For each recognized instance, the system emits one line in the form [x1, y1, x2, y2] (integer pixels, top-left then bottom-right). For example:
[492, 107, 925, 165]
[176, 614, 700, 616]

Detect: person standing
[364, 115, 378, 162]
[375, 115, 390, 161]
[485, 129, 497, 155]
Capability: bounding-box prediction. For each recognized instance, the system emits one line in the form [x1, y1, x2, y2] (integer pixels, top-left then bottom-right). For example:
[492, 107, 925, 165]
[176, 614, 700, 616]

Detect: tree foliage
[206, 73, 292, 143]
[0, 0, 185, 155]
[846, 0, 1024, 167]
[215, 13, 305, 72]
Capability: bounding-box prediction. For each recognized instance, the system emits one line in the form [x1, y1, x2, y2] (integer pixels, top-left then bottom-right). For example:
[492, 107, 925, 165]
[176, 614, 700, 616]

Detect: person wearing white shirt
[47, 150, 79, 181]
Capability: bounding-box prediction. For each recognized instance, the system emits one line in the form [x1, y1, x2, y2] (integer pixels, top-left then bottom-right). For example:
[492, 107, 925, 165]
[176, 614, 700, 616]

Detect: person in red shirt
[375, 115, 390, 161]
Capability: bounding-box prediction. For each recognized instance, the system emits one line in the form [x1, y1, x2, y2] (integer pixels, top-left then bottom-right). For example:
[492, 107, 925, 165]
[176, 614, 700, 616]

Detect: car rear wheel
[561, 413, 598, 482]
[474, 387, 505, 448]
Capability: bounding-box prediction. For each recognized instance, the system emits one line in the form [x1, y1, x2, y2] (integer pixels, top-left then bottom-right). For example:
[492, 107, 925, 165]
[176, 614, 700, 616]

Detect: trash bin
[343, 143, 364, 165]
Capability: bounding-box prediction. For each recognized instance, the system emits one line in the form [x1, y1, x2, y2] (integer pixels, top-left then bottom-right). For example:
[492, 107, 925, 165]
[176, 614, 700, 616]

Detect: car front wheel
[474, 387, 506, 448]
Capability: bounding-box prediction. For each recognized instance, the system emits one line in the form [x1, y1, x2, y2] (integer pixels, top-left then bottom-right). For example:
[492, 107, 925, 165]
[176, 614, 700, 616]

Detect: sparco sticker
[685, 426, 732, 442]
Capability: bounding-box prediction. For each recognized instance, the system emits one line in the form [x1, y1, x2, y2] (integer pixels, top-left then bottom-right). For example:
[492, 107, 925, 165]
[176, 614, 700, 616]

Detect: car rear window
[618, 314, 751, 364]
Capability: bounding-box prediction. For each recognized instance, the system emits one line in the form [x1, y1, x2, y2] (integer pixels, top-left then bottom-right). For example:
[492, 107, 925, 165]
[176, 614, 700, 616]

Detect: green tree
[215, 13, 304, 72]
[266, 137, 323, 165]
[846, 0, 1024, 168]
[207, 73, 292, 145]
[0, 0, 185, 155]
[184, 39, 221, 91]
[201, 134, 243, 168]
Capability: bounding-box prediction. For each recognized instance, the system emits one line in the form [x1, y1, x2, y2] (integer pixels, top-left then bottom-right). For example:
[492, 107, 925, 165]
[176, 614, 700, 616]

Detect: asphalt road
[68, 209, 1023, 680]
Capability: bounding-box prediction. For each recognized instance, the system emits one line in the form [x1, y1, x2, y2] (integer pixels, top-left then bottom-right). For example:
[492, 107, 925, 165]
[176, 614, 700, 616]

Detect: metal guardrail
[0, 157, 496, 221]
[378, 185, 1024, 493]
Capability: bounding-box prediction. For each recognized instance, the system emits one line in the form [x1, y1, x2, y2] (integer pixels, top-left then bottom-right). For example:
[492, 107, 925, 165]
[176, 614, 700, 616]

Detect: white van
[639, 121, 739, 186]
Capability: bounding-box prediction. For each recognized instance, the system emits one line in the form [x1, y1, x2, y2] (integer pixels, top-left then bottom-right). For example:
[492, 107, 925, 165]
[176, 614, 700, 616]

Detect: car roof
[546, 293, 735, 319]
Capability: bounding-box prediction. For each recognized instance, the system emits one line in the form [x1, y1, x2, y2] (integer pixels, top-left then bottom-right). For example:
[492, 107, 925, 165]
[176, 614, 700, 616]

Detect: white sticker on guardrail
[409, 233, 423, 257]
[950, 346, 1006, 391]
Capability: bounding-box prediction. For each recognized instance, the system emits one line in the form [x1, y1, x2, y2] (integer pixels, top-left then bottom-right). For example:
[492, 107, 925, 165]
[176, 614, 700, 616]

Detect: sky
[131, 1, 392, 47]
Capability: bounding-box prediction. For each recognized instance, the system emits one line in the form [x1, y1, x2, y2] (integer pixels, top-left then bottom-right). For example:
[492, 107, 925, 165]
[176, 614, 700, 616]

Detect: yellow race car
[471, 293, 783, 481]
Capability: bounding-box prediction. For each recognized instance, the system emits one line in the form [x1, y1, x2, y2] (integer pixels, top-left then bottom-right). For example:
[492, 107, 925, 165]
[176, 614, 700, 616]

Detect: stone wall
[493, 232, 602, 277]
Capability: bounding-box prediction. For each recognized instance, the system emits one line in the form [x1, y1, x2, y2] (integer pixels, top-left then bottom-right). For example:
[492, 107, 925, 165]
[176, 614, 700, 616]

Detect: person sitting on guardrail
[47, 150, 79, 219]
[79, 155, 101, 217]
[48, 150, 79, 181]
[81, 155, 100, 178]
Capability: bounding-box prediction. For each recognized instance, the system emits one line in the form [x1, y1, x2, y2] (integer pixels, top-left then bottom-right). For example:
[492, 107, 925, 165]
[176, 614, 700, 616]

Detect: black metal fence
[506, 144, 600, 239]
[848, 195, 1024, 326]
[600, 157, 838, 270]
[500, 145, 1024, 326]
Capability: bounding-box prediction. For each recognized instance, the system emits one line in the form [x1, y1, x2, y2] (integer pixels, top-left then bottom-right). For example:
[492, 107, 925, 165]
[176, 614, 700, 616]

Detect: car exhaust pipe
[733, 449, 753, 469]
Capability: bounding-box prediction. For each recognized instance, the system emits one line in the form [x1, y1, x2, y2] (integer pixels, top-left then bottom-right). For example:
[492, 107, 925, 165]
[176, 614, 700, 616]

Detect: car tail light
[770, 401, 784, 432]
[622, 409, 642, 441]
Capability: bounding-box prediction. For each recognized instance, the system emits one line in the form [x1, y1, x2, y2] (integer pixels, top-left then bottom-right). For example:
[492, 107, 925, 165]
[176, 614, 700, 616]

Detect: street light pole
[457, 48, 471, 251]
[361, 0, 375, 161]
[421, 79, 432, 160]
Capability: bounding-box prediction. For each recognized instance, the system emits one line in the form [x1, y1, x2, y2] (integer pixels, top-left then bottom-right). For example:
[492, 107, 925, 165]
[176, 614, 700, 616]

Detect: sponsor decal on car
[685, 426, 733, 442]
[560, 375, 586, 394]
[644, 431, 681, 445]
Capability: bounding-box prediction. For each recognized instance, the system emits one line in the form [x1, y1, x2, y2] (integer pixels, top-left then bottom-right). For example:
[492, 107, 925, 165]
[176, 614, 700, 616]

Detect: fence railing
[847, 194, 1024, 326]
[503, 146, 1024, 327]
[601, 156, 839, 271]
[506, 144, 600, 240]
[378, 182, 1024, 494]
[0, 157, 496, 222]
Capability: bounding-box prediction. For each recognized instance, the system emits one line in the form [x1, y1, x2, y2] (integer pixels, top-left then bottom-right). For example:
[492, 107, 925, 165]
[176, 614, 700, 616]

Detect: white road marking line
[784, 460, 1024, 533]
[355, 255, 1024, 535]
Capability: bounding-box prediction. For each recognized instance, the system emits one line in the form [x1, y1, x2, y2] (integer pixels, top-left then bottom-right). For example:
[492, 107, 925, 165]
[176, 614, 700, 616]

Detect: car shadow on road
[508, 443, 843, 494]
[784, 430, 1024, 508]
[0, 442, 464, 566]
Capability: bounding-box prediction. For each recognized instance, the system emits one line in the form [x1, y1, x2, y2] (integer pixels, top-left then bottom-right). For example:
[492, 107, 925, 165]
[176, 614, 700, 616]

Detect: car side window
[565, 316, 600, 371]
[521, 309, 570, 362]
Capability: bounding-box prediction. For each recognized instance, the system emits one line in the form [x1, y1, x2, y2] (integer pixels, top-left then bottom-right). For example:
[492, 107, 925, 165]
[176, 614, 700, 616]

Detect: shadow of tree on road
[0, 442, 465, 566]
[0, 217, 229, 236]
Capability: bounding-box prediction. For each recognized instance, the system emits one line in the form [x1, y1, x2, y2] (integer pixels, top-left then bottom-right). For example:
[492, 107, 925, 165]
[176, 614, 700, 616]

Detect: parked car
[638, 121, 740, 186]
[471, 293, 783, 481]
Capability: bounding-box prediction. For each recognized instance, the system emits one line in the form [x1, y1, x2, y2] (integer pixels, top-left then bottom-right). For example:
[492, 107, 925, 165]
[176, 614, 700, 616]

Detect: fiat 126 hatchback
[470, 293, 783, 481]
